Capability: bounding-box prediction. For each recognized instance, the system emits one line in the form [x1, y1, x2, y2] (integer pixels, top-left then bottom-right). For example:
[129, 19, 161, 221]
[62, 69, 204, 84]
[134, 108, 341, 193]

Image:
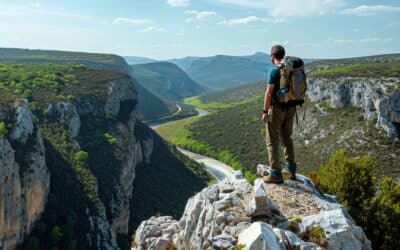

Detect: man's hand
[262, 84, 274, 123]
[261, 113, 269, 123]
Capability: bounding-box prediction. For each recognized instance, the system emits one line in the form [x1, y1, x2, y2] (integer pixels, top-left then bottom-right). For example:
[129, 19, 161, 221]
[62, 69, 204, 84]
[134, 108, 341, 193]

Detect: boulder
[301, 208, 372, 250]
[237, 222, 281, 250]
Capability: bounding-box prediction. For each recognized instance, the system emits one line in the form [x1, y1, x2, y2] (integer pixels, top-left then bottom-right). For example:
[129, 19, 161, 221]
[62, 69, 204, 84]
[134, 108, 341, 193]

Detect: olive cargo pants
[266, 105, 296, 173]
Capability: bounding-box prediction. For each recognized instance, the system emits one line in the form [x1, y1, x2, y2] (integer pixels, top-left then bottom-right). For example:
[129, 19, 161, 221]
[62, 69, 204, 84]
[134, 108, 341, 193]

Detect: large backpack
[275, 56, 307, 106]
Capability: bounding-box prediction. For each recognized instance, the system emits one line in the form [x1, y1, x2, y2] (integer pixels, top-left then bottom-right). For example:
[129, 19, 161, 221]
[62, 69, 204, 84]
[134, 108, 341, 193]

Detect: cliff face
[0, 100, 50, 249]
[307, 77, 400, 139]
[0, 75, 153, 249]
[134, 167, 371, 250]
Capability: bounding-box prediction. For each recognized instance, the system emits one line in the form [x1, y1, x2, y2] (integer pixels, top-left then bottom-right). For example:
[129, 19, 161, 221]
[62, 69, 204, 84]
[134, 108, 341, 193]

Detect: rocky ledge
[133, 165, 371, 250]
[307, 77, 400, 139]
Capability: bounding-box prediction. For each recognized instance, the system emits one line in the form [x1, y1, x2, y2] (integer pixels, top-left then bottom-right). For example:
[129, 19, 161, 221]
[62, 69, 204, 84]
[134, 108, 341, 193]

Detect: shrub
[104, 133, 117, 145]
[365, 177, 400, 249]
[315, 150, 375, 223]
[0, 121, 7, 137]
[73, 151, 89, 165]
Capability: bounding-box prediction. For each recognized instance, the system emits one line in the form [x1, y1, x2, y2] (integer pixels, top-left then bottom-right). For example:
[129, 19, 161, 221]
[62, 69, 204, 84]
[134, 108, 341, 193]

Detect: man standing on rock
[261, 45, 298, 184]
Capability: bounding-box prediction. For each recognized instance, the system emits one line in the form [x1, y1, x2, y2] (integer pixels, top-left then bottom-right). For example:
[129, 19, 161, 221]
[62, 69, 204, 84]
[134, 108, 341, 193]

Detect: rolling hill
[169, 53, 273, 90]
[132, 61, 206, 101]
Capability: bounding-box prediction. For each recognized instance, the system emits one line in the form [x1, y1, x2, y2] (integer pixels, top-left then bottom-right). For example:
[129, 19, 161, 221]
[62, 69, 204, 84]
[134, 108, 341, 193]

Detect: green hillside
[200, 81, 266, 103]
[134, 82, 177, 121]
[170, 54, 272, 90]
[132, 61, 206, 101]
[0, 48, 176, 121]
[308, 53, 400, 77]
[0, 48, 123, 65]
[187, 97, 399, 177]
[0, 63, 123, 107]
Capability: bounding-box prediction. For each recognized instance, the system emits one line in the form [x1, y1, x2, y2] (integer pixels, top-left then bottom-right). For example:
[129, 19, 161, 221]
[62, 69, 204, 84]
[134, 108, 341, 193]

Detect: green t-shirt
[267, 67, 280, 85]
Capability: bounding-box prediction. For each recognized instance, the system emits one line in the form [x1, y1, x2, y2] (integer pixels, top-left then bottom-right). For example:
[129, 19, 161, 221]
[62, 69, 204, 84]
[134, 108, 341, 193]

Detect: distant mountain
[169, 53, 273, 90]
[132, 61, 207, 101]
[124, 56, 157, 65]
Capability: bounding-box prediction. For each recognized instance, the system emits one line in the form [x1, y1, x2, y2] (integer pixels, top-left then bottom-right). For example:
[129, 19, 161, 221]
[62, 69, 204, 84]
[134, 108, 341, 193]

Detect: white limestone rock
[0, 106, 49, 249]
[46, 102, 81, 137]
[237, 222, 281, 250]
[10, 100, 34, 144]
[301, 208, 372, 250]
[104, 77, 137, 116]
[307, 77, 400, 138]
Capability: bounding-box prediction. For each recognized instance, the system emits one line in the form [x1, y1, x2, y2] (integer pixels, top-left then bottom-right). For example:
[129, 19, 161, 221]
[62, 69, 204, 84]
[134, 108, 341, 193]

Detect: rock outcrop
[134, 167, 371, 250]
[0, 100, 50, 249]
[307, 77, 400, 138]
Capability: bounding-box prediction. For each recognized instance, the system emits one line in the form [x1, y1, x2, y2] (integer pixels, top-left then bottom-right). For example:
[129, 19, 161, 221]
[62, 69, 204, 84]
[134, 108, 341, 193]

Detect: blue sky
[0, 0, 399, 59]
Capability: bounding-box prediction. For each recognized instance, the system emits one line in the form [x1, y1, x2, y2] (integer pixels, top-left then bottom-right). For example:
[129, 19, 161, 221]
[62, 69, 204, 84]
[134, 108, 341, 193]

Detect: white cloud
[185, 10, 218, 22]
[218, 16, 284, 25]
[215, 0, 344, 18]
[341, 5, 400, 16]
[167, 0, 190, 7]
[137, 26, 167, 33]
[113, 17, 152, 25]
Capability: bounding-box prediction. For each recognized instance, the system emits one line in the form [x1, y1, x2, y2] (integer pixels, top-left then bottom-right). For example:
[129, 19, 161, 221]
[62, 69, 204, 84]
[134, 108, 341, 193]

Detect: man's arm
[261, 84, 275, 123]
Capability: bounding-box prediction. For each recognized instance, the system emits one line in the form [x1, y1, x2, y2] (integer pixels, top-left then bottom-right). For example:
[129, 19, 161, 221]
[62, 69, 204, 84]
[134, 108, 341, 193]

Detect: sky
[0, 0, 399, 60]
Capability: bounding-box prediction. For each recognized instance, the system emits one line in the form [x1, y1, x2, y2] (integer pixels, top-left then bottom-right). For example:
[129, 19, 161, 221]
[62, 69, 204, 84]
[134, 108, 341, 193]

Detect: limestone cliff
[0, 100, 50, 249]
[0, 74, 152, 249]
[134, 167, 371, 250]
[307, 76, 400, 139]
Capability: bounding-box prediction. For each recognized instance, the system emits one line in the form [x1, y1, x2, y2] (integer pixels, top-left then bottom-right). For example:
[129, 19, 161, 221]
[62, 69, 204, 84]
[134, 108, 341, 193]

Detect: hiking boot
[283, 163, 297, 180]
[263, 175, 284, 184]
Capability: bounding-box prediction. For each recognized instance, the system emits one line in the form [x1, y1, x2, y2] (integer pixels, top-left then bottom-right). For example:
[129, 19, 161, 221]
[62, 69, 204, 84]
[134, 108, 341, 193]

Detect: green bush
[104, 133, 117, 145]
[315, 150, 375, 222]
[365, 177, 400, 249]
[73, 151, 89, 164]
[314, 150, 400, 249]
[0, 121, 7, 137]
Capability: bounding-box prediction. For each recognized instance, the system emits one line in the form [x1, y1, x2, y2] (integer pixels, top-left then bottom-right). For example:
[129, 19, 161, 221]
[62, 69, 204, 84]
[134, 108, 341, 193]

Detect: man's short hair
[271, 45, 285, 60]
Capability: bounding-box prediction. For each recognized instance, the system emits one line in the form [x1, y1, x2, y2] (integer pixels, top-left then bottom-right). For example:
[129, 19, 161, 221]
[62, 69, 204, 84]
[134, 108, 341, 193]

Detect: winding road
[149, 107, 233, 181]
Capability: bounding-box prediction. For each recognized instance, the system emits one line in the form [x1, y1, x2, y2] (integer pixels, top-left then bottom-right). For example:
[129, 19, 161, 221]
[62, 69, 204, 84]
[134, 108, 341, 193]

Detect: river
[149, 107, 233, 181]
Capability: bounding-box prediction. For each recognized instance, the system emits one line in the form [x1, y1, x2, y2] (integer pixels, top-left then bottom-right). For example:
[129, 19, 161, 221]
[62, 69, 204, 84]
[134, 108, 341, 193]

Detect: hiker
[261, 45, 307, 184]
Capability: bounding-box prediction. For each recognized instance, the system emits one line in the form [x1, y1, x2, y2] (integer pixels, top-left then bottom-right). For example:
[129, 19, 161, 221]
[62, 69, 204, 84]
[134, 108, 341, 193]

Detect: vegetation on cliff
[308, 54, 400, 78]
[0, 63, 125, 108]
[313, 151, 400, 250]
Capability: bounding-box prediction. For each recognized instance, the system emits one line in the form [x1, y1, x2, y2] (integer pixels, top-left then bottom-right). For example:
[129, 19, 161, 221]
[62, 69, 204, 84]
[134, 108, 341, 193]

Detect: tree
[315, 150, 375, 223]
[365, 177, 400, 249]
